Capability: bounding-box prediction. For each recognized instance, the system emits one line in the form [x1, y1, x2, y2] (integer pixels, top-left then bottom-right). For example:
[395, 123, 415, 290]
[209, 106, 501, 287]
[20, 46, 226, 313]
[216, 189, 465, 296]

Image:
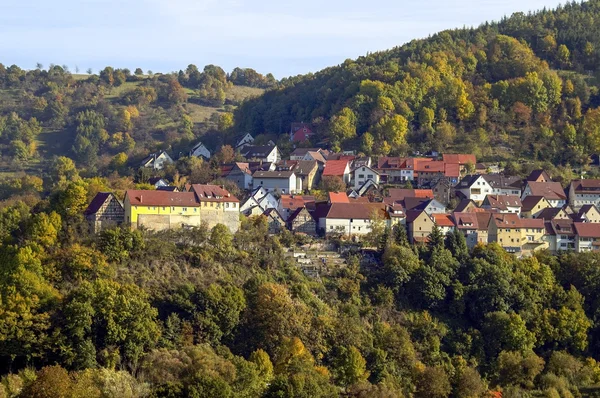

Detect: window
[162, 207, 166, 210]
[194, 208, 197, 212]
[147, 206, 150, 210]
[359, 174, 365, 178]
[367, 174, 374, 179]
[183, 208, 187, 212]
[153, 207, 156, 210]
[172, 207, 175, 210]
[210, 202, 214, 207]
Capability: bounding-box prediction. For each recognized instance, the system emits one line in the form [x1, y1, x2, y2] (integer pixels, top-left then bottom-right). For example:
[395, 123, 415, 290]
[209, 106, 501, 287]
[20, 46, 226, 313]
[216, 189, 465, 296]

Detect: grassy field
[186, 85, 265, 123]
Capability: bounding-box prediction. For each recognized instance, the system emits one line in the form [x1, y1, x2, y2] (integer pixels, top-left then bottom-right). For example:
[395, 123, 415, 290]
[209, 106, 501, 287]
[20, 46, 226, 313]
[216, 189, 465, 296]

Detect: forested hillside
[0, 64, 272, 176]
[236, 0, 600, 165]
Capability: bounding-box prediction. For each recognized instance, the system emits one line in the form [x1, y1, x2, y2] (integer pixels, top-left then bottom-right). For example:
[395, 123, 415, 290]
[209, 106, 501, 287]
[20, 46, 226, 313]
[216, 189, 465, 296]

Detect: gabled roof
[442, 154, 476, 165]
[294, 160, 319, 176]
[520, 218, 544, 229]
[525, 181, 567, 201]
[550, 219, 576, 236]
[444, 163, 461, 178]
[521, 196, 548, 212]
[483, 195, 523, 210]
[454, 199, 478, 213]
[191, 184, 239, 202]
[290, 148, 321, 157]
[536, 207, 568, 221]
[574, 222, 600, 238]
[415, 160, 445, 173]
[329, 192, 350, 204]
[326, 203, 389, 220]
[573, 205, 600, 221]
[292, 127, 314, 142]
[323, 160, 350, 176]
[157, 186, 179, 192]
[433, 213, 455, 227]
[376, 156, 406, 170]
[279, 195, 316, 210]
[288, 207, 315, 223]
[456, 174, 485, 189]
[453, 212, 479, 230]
[526, 170, 551, 182]
[263, 208, 285, 221]
[405, 209, 432, 224]
[85, 192, 121, 215]
[306, 151, 327, 163]
[491, 213, 522, 229]
[475, 212, 492, 230]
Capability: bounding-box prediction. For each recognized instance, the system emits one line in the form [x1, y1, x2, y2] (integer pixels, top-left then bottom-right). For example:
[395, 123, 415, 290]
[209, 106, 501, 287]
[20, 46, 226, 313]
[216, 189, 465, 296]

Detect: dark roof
[290, 148, 321, 157]
[191, 184, 239, 202]
[85, 192, 119, 215]
[483, 174, 523, 190]
[156, 186, 178, 192]
[521, 196, 547, 212]
[454, 199, 477, 213]
[550, 219, 576, 236]
[288, 207, 315, 223]
[456, 174, 483, 189]
[263, 208, 285, 221]
[403, 197, 431, 211]
[573, 205, 600, 221]
[526, 170, 551, 182]
[536, 207, 566, 221]
[148, 177, 167, 185]
[571, 179, 600, 193]
[453, 212, 479, 230]
[483, 195, 522, 210]
[242, 145, 277, 158]
[294, 160, 318, 175]
[525, 182, 567, 200]
[405, 209, 430, 223]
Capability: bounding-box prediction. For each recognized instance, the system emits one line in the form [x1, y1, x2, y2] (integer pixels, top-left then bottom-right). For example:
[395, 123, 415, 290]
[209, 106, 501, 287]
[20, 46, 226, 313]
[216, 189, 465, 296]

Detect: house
[455, 175, 493, 203]
[406, 209, 436, 244]
[189, 141, 211, 159]
[242, 145, 281, 163]
[278, 195, 316, 221]
[224, 162, 253, 190]
[488, 213, 545, 255]
[288, 207, 317, 236]
[322, 160, 351, 184]
[482, 195, 522, 214]
[569, 179, 600, 210]
[157, 186, 179, 192]
[320, 203, 389, 236]
[240, 187, 278, 216]
[252, 170, 297, 194]
[387, 202, 407, 226]
[520, 218, 548, 256]
[547, 219, 577, 253]
[290, 148, 324, 161]
[375, 157, 408, 183]
[402, 197, 446, 216]
[572, 205, 600, 223]
[141, 151, 174, 170]
[290, 123, 315, 142]
[442, 154, 477, 172]
[356, 179, 380, 198]
[415, 160, 445, 186]
[329, 192, 350, 204]
[433, 213, 455, 235]
[294, 160, 320, 191]
[84, 192, 125, 233]
[352, 165, 380, 190]
[432, 179, 453, 206]
[520, 196, 552, 218]
[123, 184, 240, 232]
[235, 133, 254, 150]
[263, 208, 286, 234]
[303, 150, 328, 164]
[574, 223, 600, 252]
[453, 212, 489, 249]
[456, 174, 522, 203]
[536, 207, 572, 222]
[522, 181, 567, 207]
[526, 170, 551, 183]
[148, 177, 169, 188]
[454, 199, 479, 213]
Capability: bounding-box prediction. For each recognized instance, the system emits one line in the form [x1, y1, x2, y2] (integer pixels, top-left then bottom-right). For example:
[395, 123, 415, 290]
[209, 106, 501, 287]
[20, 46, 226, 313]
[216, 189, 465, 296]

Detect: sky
[0, 0, 568, 78]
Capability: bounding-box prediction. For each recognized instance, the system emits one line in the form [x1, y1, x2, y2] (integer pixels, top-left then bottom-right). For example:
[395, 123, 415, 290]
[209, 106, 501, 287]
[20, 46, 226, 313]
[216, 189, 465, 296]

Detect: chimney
[140, 195, 143, 203]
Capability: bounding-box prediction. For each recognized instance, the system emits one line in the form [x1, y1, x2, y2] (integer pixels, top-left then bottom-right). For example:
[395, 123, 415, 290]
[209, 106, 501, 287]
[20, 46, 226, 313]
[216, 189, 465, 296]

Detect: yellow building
[489, 213, 547, 256]
[124, 184, 240, 232]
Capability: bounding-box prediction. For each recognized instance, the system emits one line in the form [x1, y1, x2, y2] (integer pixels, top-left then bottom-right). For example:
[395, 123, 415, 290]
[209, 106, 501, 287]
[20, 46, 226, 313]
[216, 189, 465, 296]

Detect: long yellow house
[124, 184, 240, 232]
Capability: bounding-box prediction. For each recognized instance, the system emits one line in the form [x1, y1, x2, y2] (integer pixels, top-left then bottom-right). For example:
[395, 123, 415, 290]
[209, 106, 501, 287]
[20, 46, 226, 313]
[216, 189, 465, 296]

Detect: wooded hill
[235, 0, 600, 166]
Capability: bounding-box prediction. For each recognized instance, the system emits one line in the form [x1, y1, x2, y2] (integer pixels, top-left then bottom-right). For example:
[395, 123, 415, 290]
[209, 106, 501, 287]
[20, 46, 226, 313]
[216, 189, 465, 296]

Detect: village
[85, 124, 600, 257]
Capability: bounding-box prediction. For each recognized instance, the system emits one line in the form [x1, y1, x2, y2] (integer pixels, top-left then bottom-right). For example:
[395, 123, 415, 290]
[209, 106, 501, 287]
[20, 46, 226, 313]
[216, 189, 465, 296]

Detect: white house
[569, 180, 600, 210]
[482, 195, 522, 214]
[352, 165, 380, 190]
[235, 133, 254, 150]
[455, 175, 492, 202]
[574, 223, 600, 252]
[189, 141, 211, 159]
[141, 151, 174, 170]
[242, 145, 281, 163]
[252, 170, 298, 194]
[522, 181, 567, 208]
[240, 188, 278, 216]
[320, 203, 389, 236]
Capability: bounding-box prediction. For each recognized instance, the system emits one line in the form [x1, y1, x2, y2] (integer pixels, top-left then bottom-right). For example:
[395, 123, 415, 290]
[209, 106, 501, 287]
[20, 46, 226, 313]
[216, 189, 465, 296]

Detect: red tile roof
[453, 212, 479, 229]
[574, 222, 600, 238]
[126, 190, 200, 207]
[329, 192, 350, 203]
[442, 154, 476, 165]
[491, 213, 522, 229]
[444, 163, 461, 178]
[191, 184, 239, 202]
[279, 195, 316, 210]
[387, 189, 434, 200]
[415, 160, 445, 173]
[292, 127, 314, 142]
[433, 213, 455, 227]
[323, 160, 350, 176]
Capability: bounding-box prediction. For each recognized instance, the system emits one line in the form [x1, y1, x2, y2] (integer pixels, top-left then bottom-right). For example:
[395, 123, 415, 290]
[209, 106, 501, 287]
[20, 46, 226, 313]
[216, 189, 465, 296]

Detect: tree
[21, 366, 72, 398]
[134, 68, 143, 76]
[482, 312, 536, 357]
[584, 107, 600, 152]
[496, 350, 545, 389]
[318, 175, 346, 192]
[329, 107, 357, 149]
[333, 346, 369, 387]
[416, 366, 451, 398]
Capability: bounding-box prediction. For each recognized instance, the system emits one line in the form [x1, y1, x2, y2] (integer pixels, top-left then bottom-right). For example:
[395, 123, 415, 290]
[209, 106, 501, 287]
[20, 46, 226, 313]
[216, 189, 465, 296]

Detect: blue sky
[1, 0, 567, 78]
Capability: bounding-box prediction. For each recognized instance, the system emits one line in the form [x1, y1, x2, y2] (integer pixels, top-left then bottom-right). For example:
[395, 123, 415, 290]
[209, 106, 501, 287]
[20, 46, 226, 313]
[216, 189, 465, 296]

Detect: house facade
[569, 179, 600, 210]
[84, 192, 125, 233]
[141, 151, 174, 170]
[242, 145, 281, 163]
[124, 184, 240, 232]
[252, 170, 298, 194]
[190, 141, 211, 159]
[288, 207, 317, 236]
[353, 165, 380, 190]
